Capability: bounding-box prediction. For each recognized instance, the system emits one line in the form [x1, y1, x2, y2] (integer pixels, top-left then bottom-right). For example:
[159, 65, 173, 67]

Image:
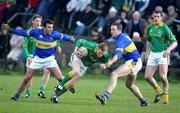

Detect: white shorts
[147, 51, 169, 66]
[125, 58, 142, 76]
[68, 53, 88, 76]
[29, 55, 58, 70]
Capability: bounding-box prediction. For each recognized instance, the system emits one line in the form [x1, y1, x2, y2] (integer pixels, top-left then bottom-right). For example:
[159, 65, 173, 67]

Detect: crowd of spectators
[0, 0, 180, 69]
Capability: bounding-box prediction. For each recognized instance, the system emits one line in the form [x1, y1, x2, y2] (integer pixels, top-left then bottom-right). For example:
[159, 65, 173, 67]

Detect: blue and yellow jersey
[115, 33, 140, 61]
[12, 28, 73, 58]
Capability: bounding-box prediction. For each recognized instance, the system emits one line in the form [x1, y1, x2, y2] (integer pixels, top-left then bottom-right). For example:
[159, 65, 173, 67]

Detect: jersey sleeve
[11, 29, 36, 37]
[23, 37, 29, 59]
[145, 25, 151, 42]
[53, 31, 74, 42]
[115, 39, 126, 60]
[165, 26, 177, 43]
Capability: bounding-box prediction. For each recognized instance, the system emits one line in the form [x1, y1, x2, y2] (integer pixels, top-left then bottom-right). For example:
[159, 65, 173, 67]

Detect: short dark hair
[153, 9, 163, 17]
[92, 27, 98, 33]
[32, 14, 42, 21]
[43, 19, 54, 27]
[111, 22, 122, 30]
[98, 42, 108, 51]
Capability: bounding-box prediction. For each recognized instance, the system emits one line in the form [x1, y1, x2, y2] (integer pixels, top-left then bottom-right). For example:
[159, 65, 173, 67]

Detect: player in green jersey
[145, 9, 177, 104]
[51, 39, 110, 103]
[23, 14, 61, 99]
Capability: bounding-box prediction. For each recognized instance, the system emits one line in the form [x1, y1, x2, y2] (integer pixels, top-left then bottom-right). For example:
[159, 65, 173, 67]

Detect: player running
[51, 39, 110, 103]
[23, 14, 61, 99]
[2, 19, 75, 101]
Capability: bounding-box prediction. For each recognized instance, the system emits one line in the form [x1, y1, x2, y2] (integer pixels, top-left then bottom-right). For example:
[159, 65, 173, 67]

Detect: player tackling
[95, 22, 148, 106]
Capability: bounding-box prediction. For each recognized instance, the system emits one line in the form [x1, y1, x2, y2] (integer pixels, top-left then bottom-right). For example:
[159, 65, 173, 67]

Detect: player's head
[111, 22, 122, 38]
[96, 42, 108, 57]
[43, 19, 54, 34]
[32, 14, 42, 28]
[153, 9, 163, 25]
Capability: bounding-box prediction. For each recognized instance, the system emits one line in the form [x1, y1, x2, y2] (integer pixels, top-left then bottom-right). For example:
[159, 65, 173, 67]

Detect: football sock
[154, 86, 161, 94]
[14, 93, 20, 99]
[162, 92, 169, 103]
[102, 91, 111, 101]
[39, 86, 45, 92]
[26, 89, 32, 95]
[59, 71, 74, 86]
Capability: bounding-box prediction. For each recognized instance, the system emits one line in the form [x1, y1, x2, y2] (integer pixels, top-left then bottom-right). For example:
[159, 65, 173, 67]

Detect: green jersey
[75, 39, 110, 66]
[23, 36, 36, 59]
[146, 23, 177, 52]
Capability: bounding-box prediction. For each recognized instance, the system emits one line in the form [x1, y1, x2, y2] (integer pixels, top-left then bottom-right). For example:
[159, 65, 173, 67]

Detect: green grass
[0, 71, 180, 113]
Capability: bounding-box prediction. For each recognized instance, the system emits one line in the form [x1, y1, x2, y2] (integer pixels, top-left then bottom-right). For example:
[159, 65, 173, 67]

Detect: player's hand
[106, 61, 113, 68]
[56, 47, 62, 54]
[27, 57, 32, 65]
[1, 23, 11, 32]
[70, 37, 75, 43]
[163, 49, 170, 58]
[100, 63, 107, 69]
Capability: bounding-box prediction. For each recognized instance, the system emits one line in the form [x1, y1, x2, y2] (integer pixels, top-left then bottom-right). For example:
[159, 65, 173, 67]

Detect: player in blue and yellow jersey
[95, 22, 148, 106]
[23, 14, 62, 99]
[144, 9, 177, 105]
[2, 19, 74, 101]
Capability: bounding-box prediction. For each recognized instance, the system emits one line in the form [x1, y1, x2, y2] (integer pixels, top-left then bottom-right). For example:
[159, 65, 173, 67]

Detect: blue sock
[14, 93, 20, 99]
[103, 91, 111, 100]
[140, 99, 147, 103]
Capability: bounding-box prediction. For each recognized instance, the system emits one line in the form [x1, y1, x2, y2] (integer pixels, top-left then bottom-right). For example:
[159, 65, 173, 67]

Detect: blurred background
[0, 0, 179, 78]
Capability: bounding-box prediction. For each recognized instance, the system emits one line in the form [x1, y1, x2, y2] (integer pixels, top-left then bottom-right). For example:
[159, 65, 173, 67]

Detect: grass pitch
[0, 71, 180, 113]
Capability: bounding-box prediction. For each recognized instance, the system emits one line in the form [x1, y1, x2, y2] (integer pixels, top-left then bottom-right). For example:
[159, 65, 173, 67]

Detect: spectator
[91, 27, 104, 43]
[7, 26, 24, 61]
[132, 32, 144, 54]
[74, 4, 97, 35]
[37, 0, 54, 19]
[92, 0, 112, 33]
[124, 11, 146, 38]
[64, 0, 91, 32]
[103, 6, 119, 40]
[165, 5, 177, 26]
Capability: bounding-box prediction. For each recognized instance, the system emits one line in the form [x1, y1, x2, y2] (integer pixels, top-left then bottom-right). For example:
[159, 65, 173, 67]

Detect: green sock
[26, 89, 32, 95]
[60, 75, 71, 86]
[39, 86, 45, 92]
[54, 71, 74, 97]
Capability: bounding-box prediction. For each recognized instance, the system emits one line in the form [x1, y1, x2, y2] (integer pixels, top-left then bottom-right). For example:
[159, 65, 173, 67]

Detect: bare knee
[111, 72, 118, 79]
[160, 76, 167, 82]
[144, 74, 152, 81]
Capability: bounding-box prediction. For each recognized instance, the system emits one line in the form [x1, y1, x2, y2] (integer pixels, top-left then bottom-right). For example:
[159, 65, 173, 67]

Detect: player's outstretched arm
[1, 23, 29, 37]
